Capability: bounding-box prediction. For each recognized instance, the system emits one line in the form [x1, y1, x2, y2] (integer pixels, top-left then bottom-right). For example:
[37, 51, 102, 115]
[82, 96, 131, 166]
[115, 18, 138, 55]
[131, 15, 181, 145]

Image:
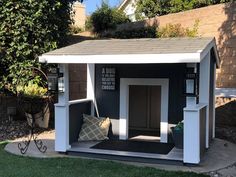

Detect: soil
[215, 126, 236, 144]
[0, 120, 52, 141]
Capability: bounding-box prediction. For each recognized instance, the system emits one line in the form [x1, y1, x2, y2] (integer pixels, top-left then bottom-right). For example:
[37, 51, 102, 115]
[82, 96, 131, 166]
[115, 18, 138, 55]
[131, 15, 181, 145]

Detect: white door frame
[119, 78, 169, 143]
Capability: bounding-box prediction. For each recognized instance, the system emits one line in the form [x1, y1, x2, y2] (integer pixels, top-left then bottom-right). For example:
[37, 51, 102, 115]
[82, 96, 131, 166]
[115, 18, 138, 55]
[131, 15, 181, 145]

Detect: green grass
[0, 142, 208, 177]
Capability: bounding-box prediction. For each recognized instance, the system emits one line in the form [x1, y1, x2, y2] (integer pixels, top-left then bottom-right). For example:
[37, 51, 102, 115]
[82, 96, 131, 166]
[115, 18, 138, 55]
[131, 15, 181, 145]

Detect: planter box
[171, 127, 183, 149]
[25, 103, 50, 128]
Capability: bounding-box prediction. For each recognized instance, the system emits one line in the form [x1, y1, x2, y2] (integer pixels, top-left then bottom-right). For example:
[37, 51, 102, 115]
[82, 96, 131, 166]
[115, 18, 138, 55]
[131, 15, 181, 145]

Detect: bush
[135, 0, 231, 20]
[85, 17, 93, 31]
[0, 0, 75, 94]
[17, 82, 47, 99]
[135, 0, 170, 19]
[102, 21, 198, 39]
[70, 25, 83, 34]
[90, 2, 130, 34]
[156, 20, 199, 38]
[103, 26, 157, 39]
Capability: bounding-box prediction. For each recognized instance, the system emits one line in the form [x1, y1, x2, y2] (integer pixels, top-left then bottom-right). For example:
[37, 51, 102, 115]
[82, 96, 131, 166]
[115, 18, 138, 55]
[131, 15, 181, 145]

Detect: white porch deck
[68, 141, 183, 162]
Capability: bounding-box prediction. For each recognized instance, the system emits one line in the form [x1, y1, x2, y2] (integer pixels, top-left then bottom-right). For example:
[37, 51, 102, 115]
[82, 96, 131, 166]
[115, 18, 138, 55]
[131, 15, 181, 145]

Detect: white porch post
[183, 105, 207, 164]
[55, 64, 71, 152]
[199, 52, 211, 148]
[87, 64, 96, 116]
[186, 63, 197, 107]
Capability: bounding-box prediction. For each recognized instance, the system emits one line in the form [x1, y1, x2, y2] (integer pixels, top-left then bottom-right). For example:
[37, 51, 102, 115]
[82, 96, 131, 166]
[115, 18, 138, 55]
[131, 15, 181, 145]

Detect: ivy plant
[0, 0, 76, 94]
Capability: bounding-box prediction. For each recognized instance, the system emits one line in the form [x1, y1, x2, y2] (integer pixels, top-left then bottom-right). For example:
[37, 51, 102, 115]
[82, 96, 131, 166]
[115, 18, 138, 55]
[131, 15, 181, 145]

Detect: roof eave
[39, 53, 201, 64]
[199, 38, 220, 68]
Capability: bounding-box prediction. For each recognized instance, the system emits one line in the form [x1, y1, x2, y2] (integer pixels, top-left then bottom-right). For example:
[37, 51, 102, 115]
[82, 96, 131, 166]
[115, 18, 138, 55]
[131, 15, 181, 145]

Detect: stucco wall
[117, 2, 236, 88]
[120, 0, 137, 22]
[72, 2, 86, 29]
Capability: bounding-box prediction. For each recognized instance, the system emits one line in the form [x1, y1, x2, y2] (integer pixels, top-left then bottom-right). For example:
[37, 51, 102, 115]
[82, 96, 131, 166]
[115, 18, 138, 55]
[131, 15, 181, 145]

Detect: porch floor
[68, 141, 183, 162]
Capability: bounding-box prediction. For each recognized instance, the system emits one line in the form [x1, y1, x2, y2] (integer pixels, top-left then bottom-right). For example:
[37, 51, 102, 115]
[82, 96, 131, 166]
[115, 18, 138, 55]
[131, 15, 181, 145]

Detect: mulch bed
[0, 120, 52, 141]
[215, 126, 236, 144]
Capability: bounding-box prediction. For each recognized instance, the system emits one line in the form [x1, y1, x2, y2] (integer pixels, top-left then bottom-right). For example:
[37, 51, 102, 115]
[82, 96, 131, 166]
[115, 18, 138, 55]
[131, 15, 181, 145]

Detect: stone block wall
[117, 2, 236, 88]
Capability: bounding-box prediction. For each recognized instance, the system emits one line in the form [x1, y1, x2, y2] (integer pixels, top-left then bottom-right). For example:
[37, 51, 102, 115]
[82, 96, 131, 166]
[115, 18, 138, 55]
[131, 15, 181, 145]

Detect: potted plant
[171, 121, 184, 149]
[17, 82, 50, 128]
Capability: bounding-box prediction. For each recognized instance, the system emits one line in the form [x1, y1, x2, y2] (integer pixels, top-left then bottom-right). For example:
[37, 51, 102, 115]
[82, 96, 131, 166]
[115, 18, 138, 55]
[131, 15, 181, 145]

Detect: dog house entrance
[128, 85, 161, 142]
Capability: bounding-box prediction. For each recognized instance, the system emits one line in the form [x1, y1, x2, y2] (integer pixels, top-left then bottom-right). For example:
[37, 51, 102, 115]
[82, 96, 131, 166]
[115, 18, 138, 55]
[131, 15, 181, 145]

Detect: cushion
[78, 114, 111, 141]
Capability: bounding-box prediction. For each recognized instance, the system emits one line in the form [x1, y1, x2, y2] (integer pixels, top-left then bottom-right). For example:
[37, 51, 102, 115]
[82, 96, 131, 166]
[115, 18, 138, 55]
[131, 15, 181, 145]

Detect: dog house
[39, 38, 220, 164]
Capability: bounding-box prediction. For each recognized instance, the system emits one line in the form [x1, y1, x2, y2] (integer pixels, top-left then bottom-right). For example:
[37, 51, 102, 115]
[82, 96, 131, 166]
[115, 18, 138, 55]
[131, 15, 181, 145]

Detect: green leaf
[0, 0, 76, 94]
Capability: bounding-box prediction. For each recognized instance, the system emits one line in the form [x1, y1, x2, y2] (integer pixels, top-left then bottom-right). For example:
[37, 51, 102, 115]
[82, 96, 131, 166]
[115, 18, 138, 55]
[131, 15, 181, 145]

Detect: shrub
[17, 82, 47, 99]
[85, 17, 93, 31]
[135, 0, 231, 20]
[135, 0, 170, 19]
[102, 20, 198, 39]
[103, 26, 157, 39]
[0, 0, 76, 94]
[156, 20, 199, 38]
[70, 25, 83, 34]
[90, 2, 130, 34]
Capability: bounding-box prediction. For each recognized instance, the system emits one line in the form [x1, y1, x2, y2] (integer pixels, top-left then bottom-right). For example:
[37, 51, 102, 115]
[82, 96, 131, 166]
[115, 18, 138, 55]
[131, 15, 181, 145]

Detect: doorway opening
[119, 78, 169, 143]
[128, 85, 161, 142]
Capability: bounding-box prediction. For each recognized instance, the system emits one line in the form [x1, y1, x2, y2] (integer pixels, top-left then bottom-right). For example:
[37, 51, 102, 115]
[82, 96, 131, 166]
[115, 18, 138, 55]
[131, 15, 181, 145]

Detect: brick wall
[117, 2, 236, 88]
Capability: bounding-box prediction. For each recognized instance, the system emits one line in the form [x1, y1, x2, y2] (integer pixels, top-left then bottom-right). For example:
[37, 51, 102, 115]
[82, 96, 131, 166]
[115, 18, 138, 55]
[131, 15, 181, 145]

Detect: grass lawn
[0, 142, 209, 177]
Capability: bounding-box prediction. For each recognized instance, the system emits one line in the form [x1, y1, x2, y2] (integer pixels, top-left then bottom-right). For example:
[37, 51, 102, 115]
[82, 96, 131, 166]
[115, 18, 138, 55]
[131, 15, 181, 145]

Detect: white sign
[101, 68, 116, 90]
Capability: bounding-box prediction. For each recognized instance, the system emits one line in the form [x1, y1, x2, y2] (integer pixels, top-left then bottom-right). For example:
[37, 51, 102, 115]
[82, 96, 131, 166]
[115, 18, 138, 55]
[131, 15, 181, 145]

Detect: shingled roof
[39, 38, 220, 67]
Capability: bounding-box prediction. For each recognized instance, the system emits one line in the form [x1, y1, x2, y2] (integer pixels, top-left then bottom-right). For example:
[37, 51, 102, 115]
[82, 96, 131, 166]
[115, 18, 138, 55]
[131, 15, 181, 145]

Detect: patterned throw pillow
[78, 114, 111, 141]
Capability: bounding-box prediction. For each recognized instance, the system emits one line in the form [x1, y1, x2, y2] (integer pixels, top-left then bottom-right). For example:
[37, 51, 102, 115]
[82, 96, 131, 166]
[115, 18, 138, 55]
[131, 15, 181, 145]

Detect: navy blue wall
[69, 101, 91, 144]
[95, 64, 186, 138]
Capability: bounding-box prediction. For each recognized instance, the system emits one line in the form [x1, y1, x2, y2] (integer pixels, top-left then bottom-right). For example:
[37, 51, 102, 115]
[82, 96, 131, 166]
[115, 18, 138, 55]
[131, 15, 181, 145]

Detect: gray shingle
[43, 37, 215, 56]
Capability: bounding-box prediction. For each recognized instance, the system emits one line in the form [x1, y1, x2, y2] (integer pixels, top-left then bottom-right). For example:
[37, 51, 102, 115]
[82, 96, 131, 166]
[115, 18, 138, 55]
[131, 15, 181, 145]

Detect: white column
[55, 64, 71, 152]
[199, 52, 211, 148]
[87, 64, 96, 116]
[186, 63, 197, 107]
[184, 108, 200, 164]
[183, 104, 207, 164]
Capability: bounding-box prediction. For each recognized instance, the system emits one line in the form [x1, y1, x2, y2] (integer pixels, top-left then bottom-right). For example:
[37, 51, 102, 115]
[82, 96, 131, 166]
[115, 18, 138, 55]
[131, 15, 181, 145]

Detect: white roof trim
[39, 53, 201, 64]
[199, 38, 220, 68]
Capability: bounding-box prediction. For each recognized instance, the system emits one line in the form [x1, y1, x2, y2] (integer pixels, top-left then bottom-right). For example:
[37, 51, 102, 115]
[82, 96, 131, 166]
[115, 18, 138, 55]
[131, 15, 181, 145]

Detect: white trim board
[215, 88, 236, 98]
[39, 53, 201, 64]
[119, 78, 169, 143]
